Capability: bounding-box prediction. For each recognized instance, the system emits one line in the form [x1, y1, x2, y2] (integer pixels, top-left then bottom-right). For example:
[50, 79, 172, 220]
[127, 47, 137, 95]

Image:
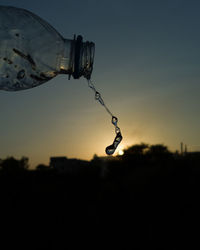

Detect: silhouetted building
[50, 156, 89, 174]
[185, 151, 200, 160]
[50, 157, 67, 170]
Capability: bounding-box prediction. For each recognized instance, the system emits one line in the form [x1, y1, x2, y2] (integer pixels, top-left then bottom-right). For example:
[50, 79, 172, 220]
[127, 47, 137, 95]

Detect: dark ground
[0, 155, 200, 249]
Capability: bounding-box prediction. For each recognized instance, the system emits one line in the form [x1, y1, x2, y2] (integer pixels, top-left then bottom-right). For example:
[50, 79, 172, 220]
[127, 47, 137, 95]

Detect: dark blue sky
[1, 0, 200, 168]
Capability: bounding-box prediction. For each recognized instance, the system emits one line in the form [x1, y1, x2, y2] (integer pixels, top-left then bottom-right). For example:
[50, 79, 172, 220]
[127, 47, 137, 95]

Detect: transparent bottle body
[0, 6, 94, 91]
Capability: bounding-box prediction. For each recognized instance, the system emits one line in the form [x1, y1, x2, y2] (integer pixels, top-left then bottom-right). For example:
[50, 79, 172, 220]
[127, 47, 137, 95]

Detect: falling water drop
[112, 116, 118, 126]
[105, 131, 123, 155]
[105, 145, 115, 155]
[87, 79, 123, 155]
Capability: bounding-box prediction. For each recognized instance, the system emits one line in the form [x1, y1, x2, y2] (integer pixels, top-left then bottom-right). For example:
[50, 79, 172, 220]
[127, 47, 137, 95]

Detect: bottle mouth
[72, 35, 95, 80]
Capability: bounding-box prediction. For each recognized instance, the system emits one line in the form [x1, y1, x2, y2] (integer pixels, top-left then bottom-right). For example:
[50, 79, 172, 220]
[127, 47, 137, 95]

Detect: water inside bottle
[87, 80, 123, 155]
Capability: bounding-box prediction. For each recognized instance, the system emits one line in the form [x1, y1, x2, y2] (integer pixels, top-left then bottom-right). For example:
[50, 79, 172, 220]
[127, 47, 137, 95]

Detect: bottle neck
[60, 35, 95, 80]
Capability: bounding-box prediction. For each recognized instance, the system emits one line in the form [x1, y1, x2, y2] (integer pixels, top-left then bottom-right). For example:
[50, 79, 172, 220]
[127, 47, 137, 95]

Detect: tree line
[0, 143, 199, 174]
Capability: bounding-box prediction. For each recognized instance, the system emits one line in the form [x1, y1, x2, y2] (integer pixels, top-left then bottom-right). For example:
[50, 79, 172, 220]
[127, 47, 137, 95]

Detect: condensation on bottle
[0, 6, 95, 91]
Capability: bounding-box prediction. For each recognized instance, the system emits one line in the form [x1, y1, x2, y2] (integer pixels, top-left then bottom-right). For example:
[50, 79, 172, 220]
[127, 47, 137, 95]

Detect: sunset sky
[1, 0, 200, 168]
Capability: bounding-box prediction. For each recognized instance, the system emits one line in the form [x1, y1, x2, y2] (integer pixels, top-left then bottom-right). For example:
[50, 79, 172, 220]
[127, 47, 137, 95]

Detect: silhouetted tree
[0, 156, 29, 172]
[36, 164, 50, 171]
[123, 143, 149, 157]
[146, 144, 173, 163]
[148, 144, 170, 155]
[20, 156, 29, 170]
[91, 154, 103, 165]
[92, 154, 100, 161]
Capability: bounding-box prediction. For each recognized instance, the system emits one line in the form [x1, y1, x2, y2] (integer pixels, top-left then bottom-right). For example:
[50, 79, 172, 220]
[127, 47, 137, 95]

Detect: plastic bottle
[0, 6, 95, 91]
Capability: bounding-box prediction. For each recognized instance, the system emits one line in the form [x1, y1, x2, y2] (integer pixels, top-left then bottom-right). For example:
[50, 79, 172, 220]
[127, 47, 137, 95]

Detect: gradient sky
[1, 0, 200, 168]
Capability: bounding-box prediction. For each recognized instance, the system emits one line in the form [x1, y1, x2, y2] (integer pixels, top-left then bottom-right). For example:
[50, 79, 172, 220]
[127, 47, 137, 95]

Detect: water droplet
[112, 116, 118, 126]
[115, 126, 120, 134]
[17, 70, 25, 79]
[95, 91, 100, 100]
[87, 79, 123, 156]
[115, 132, 123, 143]
[113, 133, 122, 148]
[14, 82, 20, 88]
[105, 144, 115, 155]
[105, 133, 123, 155]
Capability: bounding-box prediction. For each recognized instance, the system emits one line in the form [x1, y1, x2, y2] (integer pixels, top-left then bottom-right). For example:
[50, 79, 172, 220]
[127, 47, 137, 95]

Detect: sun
[118, 148, 124, 156]
[115, 144, 125, 156]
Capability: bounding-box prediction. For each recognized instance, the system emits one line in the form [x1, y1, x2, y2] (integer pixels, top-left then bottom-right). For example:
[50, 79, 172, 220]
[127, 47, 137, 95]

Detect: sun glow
[118, 149, 124, 156]
[117, 145, 125, 156]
